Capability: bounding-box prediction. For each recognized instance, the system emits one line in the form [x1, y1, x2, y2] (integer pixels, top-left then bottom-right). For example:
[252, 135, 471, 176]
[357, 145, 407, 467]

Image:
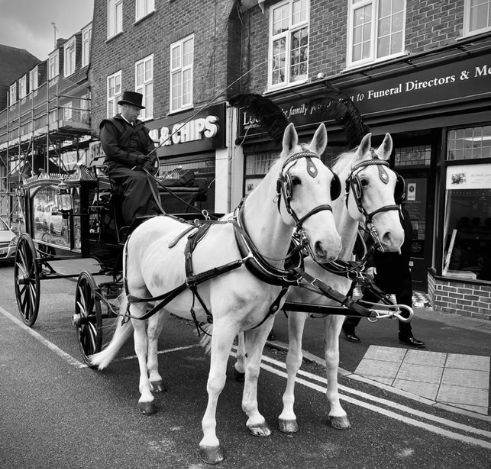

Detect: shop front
[238, 36, 491, 319]
[147, 103, 227, 213]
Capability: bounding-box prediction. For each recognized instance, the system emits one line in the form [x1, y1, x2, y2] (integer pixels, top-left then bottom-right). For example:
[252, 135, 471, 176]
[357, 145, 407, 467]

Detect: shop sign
[147, 103, 226, 157]
[344, 53, 491, 117]
[238, 52, 491, 139]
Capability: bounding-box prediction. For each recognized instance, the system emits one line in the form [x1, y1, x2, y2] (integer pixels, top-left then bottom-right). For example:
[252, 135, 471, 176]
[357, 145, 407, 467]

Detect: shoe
[399, 336, 425, 348]
[267, 331, 276, 341]
[342, 328, 360, 343]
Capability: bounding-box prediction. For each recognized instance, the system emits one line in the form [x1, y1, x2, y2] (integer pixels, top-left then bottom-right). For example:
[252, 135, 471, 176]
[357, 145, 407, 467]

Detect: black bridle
[345, 151, 403, 250]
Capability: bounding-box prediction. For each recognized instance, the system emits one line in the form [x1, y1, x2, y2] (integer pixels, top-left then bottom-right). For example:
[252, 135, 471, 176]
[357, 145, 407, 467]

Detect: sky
[0, 0, 94, 60]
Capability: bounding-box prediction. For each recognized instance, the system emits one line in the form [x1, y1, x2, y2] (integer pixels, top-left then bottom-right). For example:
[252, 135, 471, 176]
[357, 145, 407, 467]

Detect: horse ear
[309, 123, 328, 156]
[376, 133, 393, 161]
[282, 123, 298, 156]
[354, 133, 371, 163]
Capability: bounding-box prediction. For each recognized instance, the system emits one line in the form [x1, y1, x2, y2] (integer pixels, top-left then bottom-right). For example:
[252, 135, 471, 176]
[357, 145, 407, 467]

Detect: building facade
[89, 0, 245, 214]
[235, 0, 490, 319]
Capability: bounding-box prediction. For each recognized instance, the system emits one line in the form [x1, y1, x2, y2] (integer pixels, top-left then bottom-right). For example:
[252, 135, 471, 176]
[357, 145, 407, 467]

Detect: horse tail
[199, 323, 213, 355]
[89, 294, 134, 370]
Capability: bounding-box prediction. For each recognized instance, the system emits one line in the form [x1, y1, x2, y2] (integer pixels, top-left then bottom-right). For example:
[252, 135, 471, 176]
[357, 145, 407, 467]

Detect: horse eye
[360, 178, 369, 187]
[291, 176, 301, 186]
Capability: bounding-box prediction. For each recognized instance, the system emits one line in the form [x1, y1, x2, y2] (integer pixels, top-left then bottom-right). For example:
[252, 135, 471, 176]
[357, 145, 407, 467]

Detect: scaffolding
[0, 74, 91, 234]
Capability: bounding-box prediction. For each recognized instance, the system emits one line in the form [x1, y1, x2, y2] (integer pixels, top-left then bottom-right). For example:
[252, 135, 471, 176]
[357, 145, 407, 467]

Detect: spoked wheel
[14, 233, 40, 326]
[74, 271, 102, 367]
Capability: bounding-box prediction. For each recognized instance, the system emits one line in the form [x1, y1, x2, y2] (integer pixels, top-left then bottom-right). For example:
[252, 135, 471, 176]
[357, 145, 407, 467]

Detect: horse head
[344, 133, 404, 252]
[276, 123, 342, 262]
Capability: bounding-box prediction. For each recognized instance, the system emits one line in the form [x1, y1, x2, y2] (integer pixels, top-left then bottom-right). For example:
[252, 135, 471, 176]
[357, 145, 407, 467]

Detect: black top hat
[118, 91, 145, 109]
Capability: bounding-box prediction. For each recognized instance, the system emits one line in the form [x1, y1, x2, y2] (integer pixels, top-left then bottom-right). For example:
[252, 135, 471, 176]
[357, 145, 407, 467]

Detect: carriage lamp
[57, 180, 73, 214]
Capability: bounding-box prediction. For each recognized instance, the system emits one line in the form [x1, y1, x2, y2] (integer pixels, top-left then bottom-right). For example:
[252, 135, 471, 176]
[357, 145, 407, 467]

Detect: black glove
[135, 155, 150, 166]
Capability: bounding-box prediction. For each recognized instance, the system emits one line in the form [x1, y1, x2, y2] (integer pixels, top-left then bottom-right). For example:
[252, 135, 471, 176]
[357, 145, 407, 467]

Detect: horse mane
[332, 148, 359, 176]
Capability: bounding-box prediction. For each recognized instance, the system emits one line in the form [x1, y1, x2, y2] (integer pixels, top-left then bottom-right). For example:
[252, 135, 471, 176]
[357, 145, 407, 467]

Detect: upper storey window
[82, 24, 92, 67]
[64, 38, 76, 77]
[464, 0, 491, 36]
[170, 35, 194, 113]
[347, 0, 406, 68]
[269, 0, 309, 90]
[49, 51, 60, 81]
[108, 0, 123, 39]
[136, 0, 155, 21]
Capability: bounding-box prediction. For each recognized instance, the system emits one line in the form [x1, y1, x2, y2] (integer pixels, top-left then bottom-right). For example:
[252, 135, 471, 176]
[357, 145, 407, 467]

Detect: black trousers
[108, 166, 160, 225]
[343, 272, 414, 337]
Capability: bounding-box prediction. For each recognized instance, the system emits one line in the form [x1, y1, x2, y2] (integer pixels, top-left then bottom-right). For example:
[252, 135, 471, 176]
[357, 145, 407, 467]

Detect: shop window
[447, 125, 491, 160]
[269, 0, 309, 89]
[347, 0, 406, 68]
[107, 70, 122, 118]
[464, 0, 491, 36]
[394, 145, 431, 167]
[442, 163, 491, 281]
[108, 0, 123, 39]
[135, 55, 153, 120]
[170, 35, 194, 113]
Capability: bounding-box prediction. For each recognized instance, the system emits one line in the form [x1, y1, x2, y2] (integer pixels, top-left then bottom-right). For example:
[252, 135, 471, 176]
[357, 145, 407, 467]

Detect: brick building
[89, 0, 245, 213]
[233, 0, 491, 319]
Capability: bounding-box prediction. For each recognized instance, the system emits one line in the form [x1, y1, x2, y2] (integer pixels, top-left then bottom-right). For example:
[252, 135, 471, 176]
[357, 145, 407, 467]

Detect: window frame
[29, 66, 38, 93]
[48, 50, 60, 81]
[9, 83, 16, 106]
[463, 0, 491, 36]
[135, 54, 154, 121]
[82, 24, 92, 67]
[347, 0, 407, 69]
[107, 70, 122, 118]
[19, 75, 27, 100]
[268, 0, 310, 91]
[107, 0, 123, 39]
[170, 35, 194, 113]
[135, 0, 155, 22]
[64, 37, 76, 77]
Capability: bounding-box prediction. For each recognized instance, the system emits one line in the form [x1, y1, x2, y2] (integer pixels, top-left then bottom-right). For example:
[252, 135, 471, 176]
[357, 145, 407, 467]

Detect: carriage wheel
[14, 234, 40, 327]
[74, 271, 102, 367]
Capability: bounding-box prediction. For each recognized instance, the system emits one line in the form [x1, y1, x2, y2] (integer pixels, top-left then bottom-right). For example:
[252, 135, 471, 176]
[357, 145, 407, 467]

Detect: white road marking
[258, 360, 491, 450]
[0, 305, 86, 369]
[3, 305, 489, 450]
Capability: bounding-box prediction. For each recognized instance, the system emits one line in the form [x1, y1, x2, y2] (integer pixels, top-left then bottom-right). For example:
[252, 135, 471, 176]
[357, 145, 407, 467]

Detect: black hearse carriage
[14, 165, 207, 364]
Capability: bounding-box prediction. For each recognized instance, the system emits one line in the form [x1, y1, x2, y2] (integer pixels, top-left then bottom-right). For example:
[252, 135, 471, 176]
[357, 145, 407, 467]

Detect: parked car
[0, 217, 18, 265]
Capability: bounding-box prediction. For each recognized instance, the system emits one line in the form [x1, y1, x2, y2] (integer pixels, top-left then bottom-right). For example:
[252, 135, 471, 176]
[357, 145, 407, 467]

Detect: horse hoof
[138, 401, 157, 415]
[278, 418, 299, 434]
[151, 380, 167, 393]
[233, 368, 245, 383]
[199, 445, 225, 465]
[248, 421, 272, 437]
[330, 415, 351, 430]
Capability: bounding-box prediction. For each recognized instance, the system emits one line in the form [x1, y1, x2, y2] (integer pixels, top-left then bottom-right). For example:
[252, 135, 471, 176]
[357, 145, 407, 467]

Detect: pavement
[266, 293, 491, 420]
[52, 258, 491, 420]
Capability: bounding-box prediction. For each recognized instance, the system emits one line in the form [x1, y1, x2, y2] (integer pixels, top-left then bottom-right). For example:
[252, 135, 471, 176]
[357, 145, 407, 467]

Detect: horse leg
[278, 311, 307, 433]
[324, 315, 350, 429]
[147, 309, 169, 393]
[199, 321, 236, 465]
[132, 308, 157, 415]
[233, 332, 245, 382]
[241, 320, 273, 437]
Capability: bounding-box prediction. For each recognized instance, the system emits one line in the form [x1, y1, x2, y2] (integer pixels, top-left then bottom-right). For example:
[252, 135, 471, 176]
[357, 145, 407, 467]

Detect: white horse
[89, 122, 342, 464]
[235, 132, 405, 433]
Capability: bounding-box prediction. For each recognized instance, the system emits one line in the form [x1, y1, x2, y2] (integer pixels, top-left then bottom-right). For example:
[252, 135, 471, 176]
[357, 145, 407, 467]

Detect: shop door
[403, 176, 431, 291]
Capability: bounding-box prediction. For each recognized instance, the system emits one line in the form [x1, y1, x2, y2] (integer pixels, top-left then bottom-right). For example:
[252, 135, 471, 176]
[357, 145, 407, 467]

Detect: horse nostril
[314, 240, 326, 258]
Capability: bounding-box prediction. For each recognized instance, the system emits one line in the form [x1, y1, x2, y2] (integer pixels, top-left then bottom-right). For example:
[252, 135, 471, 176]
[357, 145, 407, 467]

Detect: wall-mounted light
[56, 180, 72, 213]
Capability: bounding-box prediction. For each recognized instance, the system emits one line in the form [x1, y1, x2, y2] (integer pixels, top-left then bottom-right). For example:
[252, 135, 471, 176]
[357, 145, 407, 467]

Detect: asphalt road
[1, 262, 490, 468]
